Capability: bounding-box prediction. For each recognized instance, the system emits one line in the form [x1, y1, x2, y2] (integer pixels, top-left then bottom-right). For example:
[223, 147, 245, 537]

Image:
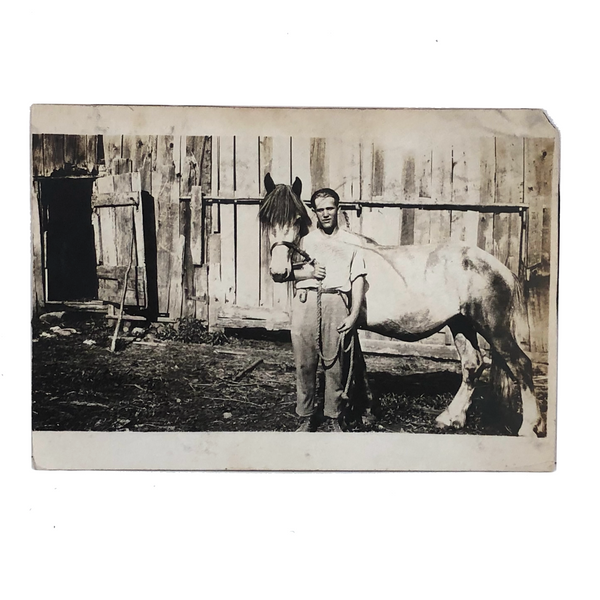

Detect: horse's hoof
[436, 411, 466, 430]
[435, 412, 452, 429]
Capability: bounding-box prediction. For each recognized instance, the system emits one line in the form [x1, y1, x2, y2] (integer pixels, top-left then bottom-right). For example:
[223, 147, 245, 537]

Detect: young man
[291, 188, 367, 432]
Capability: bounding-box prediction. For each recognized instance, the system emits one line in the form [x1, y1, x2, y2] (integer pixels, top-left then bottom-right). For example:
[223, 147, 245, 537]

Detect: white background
[2, 2, 597, 598]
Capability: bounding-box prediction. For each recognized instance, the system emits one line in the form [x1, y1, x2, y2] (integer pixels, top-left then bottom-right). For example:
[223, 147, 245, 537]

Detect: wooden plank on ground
[360, 337, 459, 360]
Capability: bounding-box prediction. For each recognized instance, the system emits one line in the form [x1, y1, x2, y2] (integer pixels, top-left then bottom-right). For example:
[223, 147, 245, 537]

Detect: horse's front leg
[436, 328, 485, 430]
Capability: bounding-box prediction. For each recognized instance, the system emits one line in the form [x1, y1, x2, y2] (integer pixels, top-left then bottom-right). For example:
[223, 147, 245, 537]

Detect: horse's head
[259, 173, 311, 282]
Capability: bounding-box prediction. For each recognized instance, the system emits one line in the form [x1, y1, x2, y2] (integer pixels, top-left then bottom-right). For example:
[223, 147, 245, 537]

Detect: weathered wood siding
[31, 132, 555, 358]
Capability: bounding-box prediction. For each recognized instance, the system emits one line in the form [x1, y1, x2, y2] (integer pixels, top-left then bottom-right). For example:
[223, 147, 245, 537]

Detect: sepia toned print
[30, 105, 557, 471]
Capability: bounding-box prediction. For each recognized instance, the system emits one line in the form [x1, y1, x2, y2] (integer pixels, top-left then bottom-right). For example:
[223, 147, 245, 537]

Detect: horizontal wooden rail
[189, 196, 529, 213]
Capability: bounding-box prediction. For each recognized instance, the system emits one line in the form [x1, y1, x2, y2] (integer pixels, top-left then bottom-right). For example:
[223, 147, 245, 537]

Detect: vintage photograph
[30, 105, 557, 470]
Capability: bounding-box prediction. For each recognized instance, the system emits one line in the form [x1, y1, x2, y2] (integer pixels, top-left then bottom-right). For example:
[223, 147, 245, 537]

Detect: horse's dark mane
[259, 184, 312, 237]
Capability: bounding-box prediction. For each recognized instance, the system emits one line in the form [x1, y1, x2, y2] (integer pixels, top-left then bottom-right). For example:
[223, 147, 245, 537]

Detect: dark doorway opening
[41, 178, 98, 301]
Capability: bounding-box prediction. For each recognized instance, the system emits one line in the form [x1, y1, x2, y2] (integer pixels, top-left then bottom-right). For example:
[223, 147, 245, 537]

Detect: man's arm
[291, 263, 326, 282]
[337, 275, 365, 334]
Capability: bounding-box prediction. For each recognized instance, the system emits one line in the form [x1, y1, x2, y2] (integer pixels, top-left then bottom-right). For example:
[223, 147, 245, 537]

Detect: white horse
[259, 174, 544, 437]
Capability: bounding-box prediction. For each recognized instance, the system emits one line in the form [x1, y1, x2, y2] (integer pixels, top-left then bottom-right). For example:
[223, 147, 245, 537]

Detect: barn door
[91, 172, 147, 308]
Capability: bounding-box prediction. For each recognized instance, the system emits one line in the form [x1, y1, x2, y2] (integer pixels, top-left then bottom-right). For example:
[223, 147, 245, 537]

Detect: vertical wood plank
[327, 138, 345, 197]
[218, 136, 235, 196]
[401, 151, 416, 245]
[235, 135, 260, 198]
[220, 203, 236, 305]
[524, 138, 553, 271]
[207, 233, 222, 329]
[190, 186, 204, 265]
[211, 137, 220, 232]
[64, 135, 78, 165]
[234, 135, 261, 308]
[362, 207, 399, 246]
[430, 142, 452, 244]
[450, 139, 480, 245]
[181, 136, 202, 197]
[270, 136, 292, 185]
[291, 137, 312, 200]
[31, 182, 45, 311]
[270, 137, 293, 314]
[32, 134, 44, 177]
[152, 167, 175, 315]
[258, 136, 274, 308]
[42, 134, 65, 176]
[310, 138, 328, 192]
[236, 204, 261, 307]
[414, 148, 433, 244]
[360, 141, 374, 202]
[200, 136, 212, 197]
[495, 136, 524, 269]
[86, 135, 98, 173]
[103, 135, 122, 174]
[193, 264, 209, 321]
[477, 137, 496, 254]
[258, 137, 274, 196]
[170, 136, 184, 317]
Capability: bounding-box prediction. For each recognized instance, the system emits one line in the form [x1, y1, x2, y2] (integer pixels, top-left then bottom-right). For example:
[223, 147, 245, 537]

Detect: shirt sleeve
[350, 247, 367, 282]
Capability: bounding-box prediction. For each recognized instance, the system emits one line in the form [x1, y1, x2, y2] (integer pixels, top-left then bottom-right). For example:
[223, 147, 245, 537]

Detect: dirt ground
[31, 314, 548, 435]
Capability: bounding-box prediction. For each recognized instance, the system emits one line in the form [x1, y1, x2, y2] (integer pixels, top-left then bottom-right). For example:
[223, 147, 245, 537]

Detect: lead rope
[315, 281, 355, 401]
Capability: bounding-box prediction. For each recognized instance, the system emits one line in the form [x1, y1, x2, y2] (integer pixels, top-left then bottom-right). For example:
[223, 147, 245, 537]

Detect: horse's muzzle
[270, 268, 289, 283]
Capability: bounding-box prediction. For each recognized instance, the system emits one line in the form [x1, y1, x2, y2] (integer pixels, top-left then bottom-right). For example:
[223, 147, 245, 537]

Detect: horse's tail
[490, 273, 531, 418]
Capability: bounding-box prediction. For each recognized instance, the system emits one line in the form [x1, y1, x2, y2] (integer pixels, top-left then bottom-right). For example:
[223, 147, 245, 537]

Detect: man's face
[314, 195, 338, 233]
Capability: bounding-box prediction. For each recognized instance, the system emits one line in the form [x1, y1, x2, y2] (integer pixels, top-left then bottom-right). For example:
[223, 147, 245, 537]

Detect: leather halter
[269, 241, 314, 269]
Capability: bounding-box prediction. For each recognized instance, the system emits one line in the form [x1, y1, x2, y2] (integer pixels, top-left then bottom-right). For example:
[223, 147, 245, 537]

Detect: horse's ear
[264, 173, 275, 194]
[292, 177, 302, 199]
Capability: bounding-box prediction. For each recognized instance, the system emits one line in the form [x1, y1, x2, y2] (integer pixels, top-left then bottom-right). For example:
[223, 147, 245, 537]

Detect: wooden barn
[31, 111, 557, 363]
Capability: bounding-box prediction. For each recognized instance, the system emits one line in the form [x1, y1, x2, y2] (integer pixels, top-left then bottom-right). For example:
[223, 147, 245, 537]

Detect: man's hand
[337, 314, 357, 334]
[312, 262, 326, 280]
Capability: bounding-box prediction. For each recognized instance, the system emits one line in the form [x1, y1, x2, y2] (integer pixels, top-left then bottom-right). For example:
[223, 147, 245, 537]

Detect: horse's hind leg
[436, 319, 485, 430]
[489, 334, 543, 438]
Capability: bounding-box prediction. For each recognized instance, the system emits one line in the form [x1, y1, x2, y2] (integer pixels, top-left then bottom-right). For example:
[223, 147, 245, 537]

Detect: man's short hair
[310, 188, 340, 210]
